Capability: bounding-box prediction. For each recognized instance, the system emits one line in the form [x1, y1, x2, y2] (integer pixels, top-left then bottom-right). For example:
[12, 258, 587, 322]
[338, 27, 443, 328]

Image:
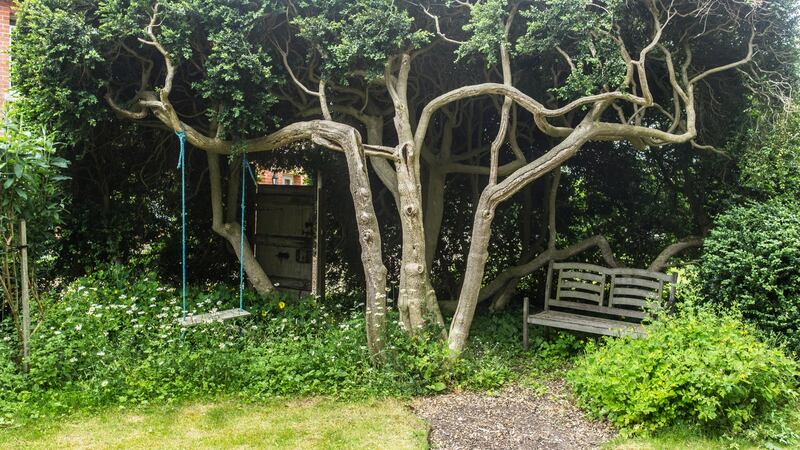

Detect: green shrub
[700, 199, 800, 353]
[738, 106, 800, 199]
[568, 308, 799, 438]
[0, 265, 524, 422]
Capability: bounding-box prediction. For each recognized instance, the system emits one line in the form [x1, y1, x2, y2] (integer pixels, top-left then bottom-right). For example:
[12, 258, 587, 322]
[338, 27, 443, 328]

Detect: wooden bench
[523, 262, 677, 349]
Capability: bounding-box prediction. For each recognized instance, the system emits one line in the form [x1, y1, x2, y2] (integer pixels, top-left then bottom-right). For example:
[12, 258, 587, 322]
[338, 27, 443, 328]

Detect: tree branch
[648, 236, 704, 272]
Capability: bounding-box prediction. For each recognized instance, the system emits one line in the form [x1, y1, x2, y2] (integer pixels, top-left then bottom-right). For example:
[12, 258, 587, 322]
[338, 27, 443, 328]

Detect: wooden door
[254, 185, 321, 297]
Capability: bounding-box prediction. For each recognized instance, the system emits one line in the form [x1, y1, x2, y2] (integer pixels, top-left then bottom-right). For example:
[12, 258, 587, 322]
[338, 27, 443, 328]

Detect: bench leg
[523, 296, 529, 351]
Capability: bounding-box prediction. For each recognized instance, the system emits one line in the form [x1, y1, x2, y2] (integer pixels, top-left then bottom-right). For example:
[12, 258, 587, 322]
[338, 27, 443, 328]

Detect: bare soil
[412, 380, 615, 450]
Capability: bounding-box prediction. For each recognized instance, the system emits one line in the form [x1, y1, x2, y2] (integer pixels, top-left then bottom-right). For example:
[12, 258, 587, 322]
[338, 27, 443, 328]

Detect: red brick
[0, 0, 13, 107]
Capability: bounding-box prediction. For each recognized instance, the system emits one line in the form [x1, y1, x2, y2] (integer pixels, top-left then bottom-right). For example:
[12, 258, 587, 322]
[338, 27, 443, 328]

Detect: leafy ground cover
[0, 398, 426, 450]
[0, 265, 531, 425]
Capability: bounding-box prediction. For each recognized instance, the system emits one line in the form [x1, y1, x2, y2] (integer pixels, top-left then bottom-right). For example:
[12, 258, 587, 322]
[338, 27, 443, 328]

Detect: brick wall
[0, 1, 13, 107]
[258, 169, 306, 186]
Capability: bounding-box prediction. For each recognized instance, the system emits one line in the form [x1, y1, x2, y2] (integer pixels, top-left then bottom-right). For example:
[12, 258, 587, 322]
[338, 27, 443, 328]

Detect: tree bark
[479, 234, 620, 303]
[387, 54, 445, 335]
[448, 192, 495, 352]
[648, 236, 704, 272]
[324, 129, 389, 355]
[423, 167, 446, 268]
[193, 120, 390, 355]
[395, 144, 444, 334]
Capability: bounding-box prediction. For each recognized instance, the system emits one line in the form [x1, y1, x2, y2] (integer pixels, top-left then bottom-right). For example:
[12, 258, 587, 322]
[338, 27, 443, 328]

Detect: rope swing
[176, 130, 187, 322]
[177, 132, 252, 326]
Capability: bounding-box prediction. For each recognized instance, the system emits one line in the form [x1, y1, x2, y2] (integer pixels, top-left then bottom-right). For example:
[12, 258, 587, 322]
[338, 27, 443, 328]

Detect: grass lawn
[0, 398, 428, 450]
[610, 434, 767, 450]
[608, 420, 800, 450]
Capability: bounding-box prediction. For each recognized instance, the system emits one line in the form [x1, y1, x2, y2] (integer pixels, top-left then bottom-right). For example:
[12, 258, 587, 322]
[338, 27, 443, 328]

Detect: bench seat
[528, 310, 645, 337]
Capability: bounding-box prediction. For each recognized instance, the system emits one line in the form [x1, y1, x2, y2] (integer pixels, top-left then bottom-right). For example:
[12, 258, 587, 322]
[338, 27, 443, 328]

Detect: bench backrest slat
[610, 267, 673, 282]
[611, 287, 660, 300]
[559, 270, 605, 282]
[613, 277, 661, 290]
[610, 296, 648, 307]
[552, 262, 607, 272]
[555, 264, 606, 306]
[560, 280, 604, 294]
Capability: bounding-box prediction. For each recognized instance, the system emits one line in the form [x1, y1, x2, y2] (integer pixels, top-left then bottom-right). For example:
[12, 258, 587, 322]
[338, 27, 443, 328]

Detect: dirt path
[412, 380, 615, 450]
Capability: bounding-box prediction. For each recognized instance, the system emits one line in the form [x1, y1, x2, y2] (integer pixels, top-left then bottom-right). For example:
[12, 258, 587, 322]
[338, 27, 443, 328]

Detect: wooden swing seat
[180, 308, 251, 326]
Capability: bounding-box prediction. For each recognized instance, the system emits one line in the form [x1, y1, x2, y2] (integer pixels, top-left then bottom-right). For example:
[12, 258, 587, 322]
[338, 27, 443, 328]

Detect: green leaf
[428, 382, 447, 392]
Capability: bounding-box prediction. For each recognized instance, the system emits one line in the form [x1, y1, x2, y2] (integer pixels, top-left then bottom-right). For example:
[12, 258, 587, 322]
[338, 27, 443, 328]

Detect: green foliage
[0, 267, 525, 424]
[700, 199, 800, 353]
[739, 106, 800, 199]
[517, 0, 626, 100]
[293, 0, 430, 81]
[456, 0, 509, 66]
[0, 113, 68, 360]
[569, 308, 799, 441]
[11, 0, 106, 146]
[0, 113, 68, 238]
[14, 0, 281, 140]
[186, 0, 281, 137]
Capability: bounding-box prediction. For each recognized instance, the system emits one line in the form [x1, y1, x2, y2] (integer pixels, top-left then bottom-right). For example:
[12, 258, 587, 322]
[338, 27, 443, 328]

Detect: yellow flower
[261, 311, 267, 317]
[278, 301, 286, 310]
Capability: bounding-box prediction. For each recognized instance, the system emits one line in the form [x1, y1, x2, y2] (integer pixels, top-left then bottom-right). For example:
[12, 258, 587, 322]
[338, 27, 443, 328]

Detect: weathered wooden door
[254, 184, 323, 297]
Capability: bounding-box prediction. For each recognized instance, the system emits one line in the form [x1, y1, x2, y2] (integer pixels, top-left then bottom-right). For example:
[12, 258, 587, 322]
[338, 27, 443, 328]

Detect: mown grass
[607, 410, 800, 450]
[0, 398, 428, 449]
[609, 431, 764, 450]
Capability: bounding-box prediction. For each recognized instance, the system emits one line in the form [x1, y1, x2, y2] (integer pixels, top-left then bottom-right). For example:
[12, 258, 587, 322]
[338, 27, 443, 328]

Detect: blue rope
[176, 131, 187, 321]
[239, 153, 247, 311]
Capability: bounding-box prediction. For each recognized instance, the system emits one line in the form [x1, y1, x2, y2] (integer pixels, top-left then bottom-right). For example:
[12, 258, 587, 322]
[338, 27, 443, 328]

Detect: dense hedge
[700, 199, 800, 353]
[569, 308, 799, 440]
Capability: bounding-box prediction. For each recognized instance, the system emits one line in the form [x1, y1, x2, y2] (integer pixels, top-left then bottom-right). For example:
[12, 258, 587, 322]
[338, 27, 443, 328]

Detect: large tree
[13, 0, 798, 355]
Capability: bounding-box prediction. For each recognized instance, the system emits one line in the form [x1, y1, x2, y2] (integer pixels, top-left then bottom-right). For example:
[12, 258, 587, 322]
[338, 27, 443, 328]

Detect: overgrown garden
[2, 0, 800, 447]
